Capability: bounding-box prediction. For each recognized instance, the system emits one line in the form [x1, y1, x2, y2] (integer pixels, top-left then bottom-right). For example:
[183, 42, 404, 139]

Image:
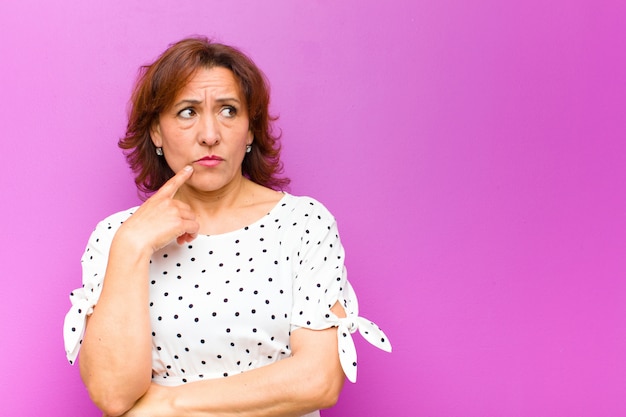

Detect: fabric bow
[335, 284, 392, 382]
[63, 282, 100, 364]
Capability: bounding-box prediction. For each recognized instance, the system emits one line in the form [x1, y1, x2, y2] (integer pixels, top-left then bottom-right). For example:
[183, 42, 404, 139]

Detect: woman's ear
[150, 122, 163, 148]
[246, 129, 253, 146]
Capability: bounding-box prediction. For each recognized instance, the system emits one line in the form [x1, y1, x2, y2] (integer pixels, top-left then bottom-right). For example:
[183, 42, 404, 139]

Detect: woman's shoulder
[279, 193, 336, 222]
[90, 206, 139, 234]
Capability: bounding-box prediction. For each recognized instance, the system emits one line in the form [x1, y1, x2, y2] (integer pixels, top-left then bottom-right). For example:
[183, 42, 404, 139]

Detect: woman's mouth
[195, 155, 223, 167]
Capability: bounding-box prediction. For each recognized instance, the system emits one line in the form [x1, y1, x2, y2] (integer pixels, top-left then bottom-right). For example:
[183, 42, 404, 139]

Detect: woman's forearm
[125, 325, 345, 417]
[79, 168, 201, 416]
[174, 344, 342, 416]
[79, 235, 154, 416]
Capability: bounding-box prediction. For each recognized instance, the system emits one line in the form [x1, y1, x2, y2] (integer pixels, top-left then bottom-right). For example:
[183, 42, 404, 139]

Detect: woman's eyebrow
[173, 98, 203, 108]
[215, 97, 242, 104]
[173, 97, 242, 107]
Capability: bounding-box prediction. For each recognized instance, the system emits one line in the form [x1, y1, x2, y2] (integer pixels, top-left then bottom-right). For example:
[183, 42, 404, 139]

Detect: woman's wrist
[111, 226, 155, 262]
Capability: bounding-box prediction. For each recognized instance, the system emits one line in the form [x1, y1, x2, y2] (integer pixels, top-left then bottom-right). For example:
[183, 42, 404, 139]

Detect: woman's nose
[199, 114, 220, 146]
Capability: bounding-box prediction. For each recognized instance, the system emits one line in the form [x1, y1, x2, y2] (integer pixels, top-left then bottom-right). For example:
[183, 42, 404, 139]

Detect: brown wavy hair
[119, 36, 289, 196]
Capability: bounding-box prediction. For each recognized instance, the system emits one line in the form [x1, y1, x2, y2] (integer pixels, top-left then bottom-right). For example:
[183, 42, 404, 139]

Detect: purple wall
[1, 1, 624, 415]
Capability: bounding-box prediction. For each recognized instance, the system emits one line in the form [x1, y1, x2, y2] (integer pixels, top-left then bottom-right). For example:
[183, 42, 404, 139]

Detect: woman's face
[151, 66, 253, 194]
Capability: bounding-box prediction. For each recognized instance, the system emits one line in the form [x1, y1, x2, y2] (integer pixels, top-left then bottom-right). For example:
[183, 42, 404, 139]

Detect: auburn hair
[118, 36, 289, 196]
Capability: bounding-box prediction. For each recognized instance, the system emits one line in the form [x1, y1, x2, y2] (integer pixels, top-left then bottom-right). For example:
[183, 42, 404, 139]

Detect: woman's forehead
[174, 67, 244, 101]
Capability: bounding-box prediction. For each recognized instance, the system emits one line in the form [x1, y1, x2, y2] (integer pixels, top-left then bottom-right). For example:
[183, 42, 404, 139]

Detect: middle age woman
[64, 37, 391, 417]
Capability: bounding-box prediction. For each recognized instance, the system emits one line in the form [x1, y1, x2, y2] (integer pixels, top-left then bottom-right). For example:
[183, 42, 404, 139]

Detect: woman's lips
[195, 156, 223, 167]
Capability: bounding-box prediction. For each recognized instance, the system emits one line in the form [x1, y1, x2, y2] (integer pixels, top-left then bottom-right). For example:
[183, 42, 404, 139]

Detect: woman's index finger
[158, 165, 194, 198]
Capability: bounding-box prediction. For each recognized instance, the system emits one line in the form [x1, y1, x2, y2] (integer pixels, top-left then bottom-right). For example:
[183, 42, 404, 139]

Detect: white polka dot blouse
[63, 193, 391, 384]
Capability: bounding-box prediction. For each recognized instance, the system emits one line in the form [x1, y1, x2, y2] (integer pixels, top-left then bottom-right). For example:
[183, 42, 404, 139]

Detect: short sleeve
[62, 208, 135, 364]
[288, 198, 391, 382]
[290, 202, 346, 330]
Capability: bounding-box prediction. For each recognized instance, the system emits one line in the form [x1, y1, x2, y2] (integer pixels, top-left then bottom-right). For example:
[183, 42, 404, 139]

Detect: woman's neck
[174, 176, 282, 235]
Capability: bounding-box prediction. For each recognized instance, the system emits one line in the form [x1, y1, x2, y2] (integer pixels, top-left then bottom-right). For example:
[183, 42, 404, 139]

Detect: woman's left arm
[117, 303, 346, 417]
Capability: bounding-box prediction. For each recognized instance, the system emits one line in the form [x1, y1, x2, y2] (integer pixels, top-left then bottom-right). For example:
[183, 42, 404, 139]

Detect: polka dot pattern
[63, 193, 391, 387]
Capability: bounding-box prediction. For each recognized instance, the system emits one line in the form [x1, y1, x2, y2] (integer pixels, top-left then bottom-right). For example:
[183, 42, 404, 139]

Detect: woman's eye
[178, 108, 196, 119]
[220, 106, 237, 118]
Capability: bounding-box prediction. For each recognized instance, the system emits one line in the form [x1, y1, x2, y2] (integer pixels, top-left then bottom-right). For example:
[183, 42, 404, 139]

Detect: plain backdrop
[1, 1, 624, 416]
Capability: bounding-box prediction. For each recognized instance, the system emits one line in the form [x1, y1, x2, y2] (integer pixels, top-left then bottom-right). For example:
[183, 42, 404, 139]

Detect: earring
[245, 145, 252, 153]
[156, 147, 163, 156]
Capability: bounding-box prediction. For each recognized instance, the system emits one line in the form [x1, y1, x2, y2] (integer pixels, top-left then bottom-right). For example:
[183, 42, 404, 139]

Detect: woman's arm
[119, 302, 347, 417]
[79, 235, 154, 416]
[80, 167, 199, 417]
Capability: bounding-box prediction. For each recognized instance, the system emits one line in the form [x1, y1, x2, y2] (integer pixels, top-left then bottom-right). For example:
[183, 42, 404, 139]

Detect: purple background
[1, 1, 625, 416]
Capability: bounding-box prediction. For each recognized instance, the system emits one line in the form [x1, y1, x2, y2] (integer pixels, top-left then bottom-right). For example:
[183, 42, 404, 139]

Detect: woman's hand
[117, 165, 199, 255]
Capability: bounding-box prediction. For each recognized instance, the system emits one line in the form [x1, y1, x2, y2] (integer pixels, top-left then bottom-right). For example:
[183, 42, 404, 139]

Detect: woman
[63, 37, 390, 417]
